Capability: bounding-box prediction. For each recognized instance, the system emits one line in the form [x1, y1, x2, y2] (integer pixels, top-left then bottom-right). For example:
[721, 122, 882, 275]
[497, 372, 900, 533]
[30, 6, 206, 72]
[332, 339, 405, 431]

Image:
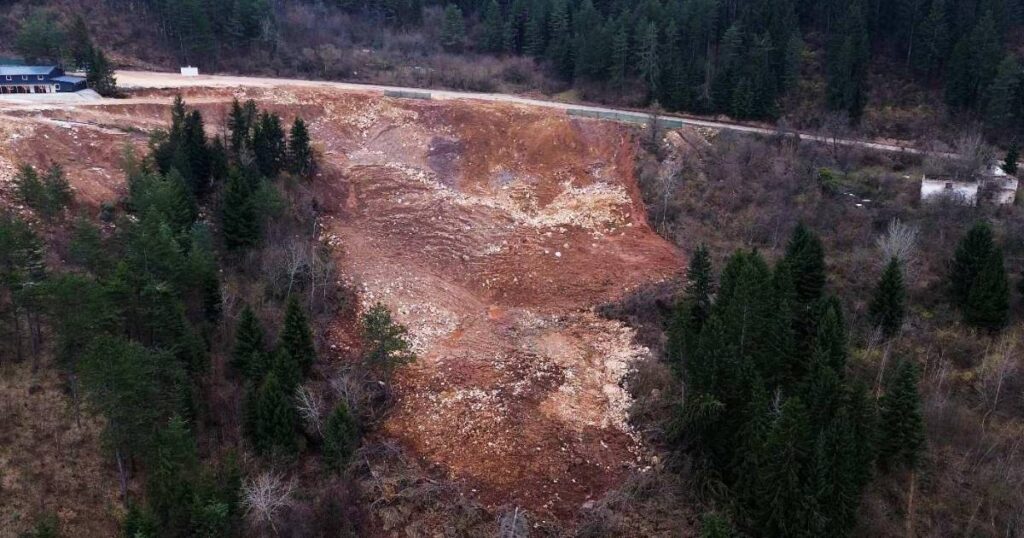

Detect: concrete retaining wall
[566, 108, 684, 129]
[384, 90, 431, 100]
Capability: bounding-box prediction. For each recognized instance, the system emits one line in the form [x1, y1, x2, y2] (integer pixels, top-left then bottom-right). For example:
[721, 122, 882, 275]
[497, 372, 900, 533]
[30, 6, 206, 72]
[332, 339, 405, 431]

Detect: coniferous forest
[2, 0, 1023, 136]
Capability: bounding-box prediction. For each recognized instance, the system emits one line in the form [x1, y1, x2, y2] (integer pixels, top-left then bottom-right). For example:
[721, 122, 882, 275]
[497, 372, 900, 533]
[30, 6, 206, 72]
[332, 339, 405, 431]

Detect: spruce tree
[232, 305, 265, 378]
[362, 303, 416, 372]
[869, 258, 906, 338]
[440, 4, 466, 52]
[964, 248, 1009, 331]
[287, 118, 315, 178]
[481, 0, 504, 53]
[985, 56, 1023, 132]
[86, 48, 118, 97]
[245, 372, 297, 456]
[251, 112, 287, 178]
[666, 244, 713, 373]
[323, 403, 359, 472]
[699, 512, 734, 538]
[949, 221, 995, 308]
[280, 295, 316, 375]
[1003, 144, 1019, 175]
[784, 224, 826, 307]
[147, 416, 199, 534]
[878, 361, 925, 469]
[757, 398, 820, 537]
[221, 168, 260, 251]
[227, 98, 251, 156]
[67, 15, 94, 69]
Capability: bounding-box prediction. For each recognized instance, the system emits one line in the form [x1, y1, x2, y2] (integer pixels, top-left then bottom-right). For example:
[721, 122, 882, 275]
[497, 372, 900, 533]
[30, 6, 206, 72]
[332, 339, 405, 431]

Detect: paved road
[1, 69, 936, 156]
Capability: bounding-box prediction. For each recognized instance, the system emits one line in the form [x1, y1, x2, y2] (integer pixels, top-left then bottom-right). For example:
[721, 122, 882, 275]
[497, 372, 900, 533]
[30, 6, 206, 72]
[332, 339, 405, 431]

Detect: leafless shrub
[295, 385, 325, 437]
[241, 472, 295, 537]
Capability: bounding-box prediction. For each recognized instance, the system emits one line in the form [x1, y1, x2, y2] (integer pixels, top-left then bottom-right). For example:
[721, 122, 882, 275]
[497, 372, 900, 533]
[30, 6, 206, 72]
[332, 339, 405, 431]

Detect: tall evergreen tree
[949, 221, 995, 308]
[221, 168, 260, 251]
[323, 403, 359, 472]
[784, 223, 827, 307]
[280, 295, 316, 375]
[869, 258, 906, 338]
[232, 305, 265, 378]
[244, 371, 298, 456]
[86, 48, 118, 97]
[287, 118, 315, 178]
[1003, 144, 1019, 175]
[964, 247, 1010, 331]
[985, 55, 1023, 132]
[878, 361, 925, 469]
[440, 4, 467, 52]
[666, 244, 714, 373]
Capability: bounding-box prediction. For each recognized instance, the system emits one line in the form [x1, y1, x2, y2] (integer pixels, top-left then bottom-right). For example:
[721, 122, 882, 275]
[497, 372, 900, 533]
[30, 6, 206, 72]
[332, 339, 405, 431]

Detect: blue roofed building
[0, 65, 87, 94]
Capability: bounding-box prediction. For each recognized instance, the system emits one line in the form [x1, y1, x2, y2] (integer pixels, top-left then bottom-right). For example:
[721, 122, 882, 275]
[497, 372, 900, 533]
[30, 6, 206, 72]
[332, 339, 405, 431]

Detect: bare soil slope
[0, 86, 682, 524]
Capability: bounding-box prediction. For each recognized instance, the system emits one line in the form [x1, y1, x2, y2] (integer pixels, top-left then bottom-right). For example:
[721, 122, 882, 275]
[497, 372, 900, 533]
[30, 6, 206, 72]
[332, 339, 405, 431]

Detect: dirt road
[106, 70, 934, 155]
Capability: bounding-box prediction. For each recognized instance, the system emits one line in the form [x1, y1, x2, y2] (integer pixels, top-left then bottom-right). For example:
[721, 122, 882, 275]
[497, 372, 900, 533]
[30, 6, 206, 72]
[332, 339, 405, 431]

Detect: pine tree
[245, 372, 298, 456]
[86, 48, 118, 97]
[985, 55, 1023, 132]
[362, 303, 415, 372]
[181, 111, 211, 196]
[826, 2, 870, 123]
[757, 397, 821, 537]
[227, 98, 251, 156]
[949, 221, 995, 308]
[608, 19, 629, 88]
[323, 403, 359, 472]
[666, 244, 714, 373]
[964, 247, 1009, 331]
[1003, 144, 1019, 175]
[14, 164, 46, 215]
[869, 258, 906, 338]
[66, 15, 95, 69]
[221, 168, 260, 251]
[280, 295, 316, 375]
[287, 118, 315, 178]
[913, 0, 949, 76]
[784, 224, 827, 307]
[878, 361, 925, 469]
[636, 21, 661, 103]
[147, 416, 200, 534]
[699, 512, 735, 538]
[440, 4, 466, 52]
[232, 305, 265, 378]
[251, 112, 286, 178]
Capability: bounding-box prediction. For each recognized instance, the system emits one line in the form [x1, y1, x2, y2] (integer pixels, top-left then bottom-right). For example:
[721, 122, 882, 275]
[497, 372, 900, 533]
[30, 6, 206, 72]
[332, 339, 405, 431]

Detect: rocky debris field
[0, 86, 682, 523]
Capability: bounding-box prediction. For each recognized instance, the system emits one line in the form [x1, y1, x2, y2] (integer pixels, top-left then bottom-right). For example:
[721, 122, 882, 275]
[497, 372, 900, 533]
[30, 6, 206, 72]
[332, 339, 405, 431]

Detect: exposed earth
[0, 83, 682, 527]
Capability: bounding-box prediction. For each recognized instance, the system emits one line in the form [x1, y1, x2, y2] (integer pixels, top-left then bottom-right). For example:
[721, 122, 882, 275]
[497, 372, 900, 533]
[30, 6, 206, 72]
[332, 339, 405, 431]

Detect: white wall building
[920, 163, 1018, 205]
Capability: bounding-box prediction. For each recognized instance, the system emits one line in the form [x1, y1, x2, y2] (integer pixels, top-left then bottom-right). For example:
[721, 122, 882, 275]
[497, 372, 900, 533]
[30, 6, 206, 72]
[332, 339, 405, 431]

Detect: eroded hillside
[0, 86, 681, 526]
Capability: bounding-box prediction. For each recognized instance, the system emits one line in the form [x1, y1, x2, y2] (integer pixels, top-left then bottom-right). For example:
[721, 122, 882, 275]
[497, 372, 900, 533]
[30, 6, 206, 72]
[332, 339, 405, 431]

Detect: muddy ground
[0, 85, 682, 530]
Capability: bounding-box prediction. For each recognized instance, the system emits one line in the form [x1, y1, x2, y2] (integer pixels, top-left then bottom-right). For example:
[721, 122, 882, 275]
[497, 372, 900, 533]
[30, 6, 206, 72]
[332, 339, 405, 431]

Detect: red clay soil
[0, 86, 683, 525]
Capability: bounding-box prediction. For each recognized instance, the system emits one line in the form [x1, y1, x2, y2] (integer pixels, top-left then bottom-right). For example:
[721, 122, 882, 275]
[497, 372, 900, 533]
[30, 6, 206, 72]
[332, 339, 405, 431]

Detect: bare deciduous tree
[242, 472, 295, 537]
[295, 384, 325, 437]
[876, 218, 920, 277]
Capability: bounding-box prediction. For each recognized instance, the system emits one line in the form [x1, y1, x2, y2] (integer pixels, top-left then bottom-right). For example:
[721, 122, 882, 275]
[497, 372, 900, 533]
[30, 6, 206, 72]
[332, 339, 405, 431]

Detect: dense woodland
[3, 0, 1024, 139]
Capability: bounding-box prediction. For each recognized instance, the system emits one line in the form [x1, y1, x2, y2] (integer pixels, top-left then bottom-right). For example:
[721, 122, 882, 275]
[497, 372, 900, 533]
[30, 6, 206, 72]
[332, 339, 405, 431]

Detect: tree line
[667, 225, 928, 536]
[14, 12, 118, 96]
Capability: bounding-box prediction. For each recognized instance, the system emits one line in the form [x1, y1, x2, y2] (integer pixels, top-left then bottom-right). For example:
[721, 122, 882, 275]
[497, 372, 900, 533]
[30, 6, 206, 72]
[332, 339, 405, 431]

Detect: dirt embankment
[0, 86, 682, 526]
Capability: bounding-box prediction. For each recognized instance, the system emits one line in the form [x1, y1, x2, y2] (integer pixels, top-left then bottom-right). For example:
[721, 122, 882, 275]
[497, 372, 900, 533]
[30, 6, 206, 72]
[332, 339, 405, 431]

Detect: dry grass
[0, 360, 121, 537]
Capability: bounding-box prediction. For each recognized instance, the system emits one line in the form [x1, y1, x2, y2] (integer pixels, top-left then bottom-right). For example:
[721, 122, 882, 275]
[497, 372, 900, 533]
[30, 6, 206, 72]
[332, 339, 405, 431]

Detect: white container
[180, 66, 199, 77]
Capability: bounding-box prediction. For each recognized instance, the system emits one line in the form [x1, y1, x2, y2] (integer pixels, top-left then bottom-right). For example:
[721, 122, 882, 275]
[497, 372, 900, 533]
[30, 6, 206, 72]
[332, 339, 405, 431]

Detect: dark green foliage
[323, 403, 359, 472]
[949, 221, 1008, 329]
[78, 336, 186, 459]
[121, 506, 158, 538]
[15, 10, 62, 63]
[147, 416, 200, 534]
[66, 15, 94, 69]
[878, 361, 925, 469]
[698, 512, 734, 538]
[869, 258, 906, 338]
[244, 372, 298, 456]
[985, 56, 1022, 132]
[676, 224, 883, 538]
[232, 305, 265, 378]
[963, 248, 1009, 331]
[86, 48, 118, 97]
[666, 244, 713, 374]
[784, 223, 827, 307]
[1003, 144, 1019, 175]
[0, 212, 46, 362]
[280, 295, 316, 375]
[826, 2, 870, 123]
[945, 11, 1003, 110]
[251, 112, 287, 178]
[221, 168, 261, 251]
[361, 302, 416, 372]
[287, 118, 315, 178]
[20, 513, 61, 538]
[15, 164, 72, 221]
[440, 5, 467, 52]
[950, 221, 995, 307]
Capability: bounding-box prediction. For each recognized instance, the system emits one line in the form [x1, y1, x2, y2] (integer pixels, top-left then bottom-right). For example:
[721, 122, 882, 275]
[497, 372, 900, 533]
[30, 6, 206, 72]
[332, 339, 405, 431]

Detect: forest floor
[0, 83, 682, 528]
